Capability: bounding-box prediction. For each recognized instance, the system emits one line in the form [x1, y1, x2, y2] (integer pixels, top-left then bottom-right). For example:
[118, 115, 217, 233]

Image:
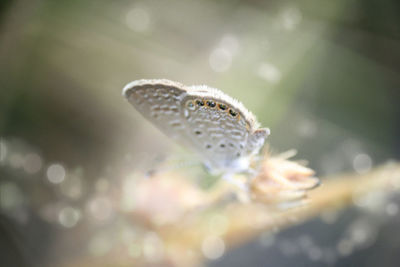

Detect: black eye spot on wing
[206, 100, 216, 107]
[218, 103, 227, 110]
[196, 99, 204, 106]
[195, 130, 202, 135]
[229, 109, 238, 117]
[220, 144, 225, 148]
[206, 144, 212, 149]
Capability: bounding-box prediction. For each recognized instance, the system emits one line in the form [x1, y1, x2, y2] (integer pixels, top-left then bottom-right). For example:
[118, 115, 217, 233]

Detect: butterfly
[123, 79, 270, 185]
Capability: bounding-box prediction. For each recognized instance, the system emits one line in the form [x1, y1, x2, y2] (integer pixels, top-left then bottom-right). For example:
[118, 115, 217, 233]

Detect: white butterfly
[123, 79, 269, 186]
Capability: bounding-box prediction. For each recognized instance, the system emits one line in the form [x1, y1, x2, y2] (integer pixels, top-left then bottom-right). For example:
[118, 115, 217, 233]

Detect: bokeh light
[87, 196, 113, 222]
[125, 7, 151, 32]
[257, 63, 282, 84]
[209, 47, 233, 73]
[353, 153, 373, 174]
[58, 206, 81, 228]
[46, 164, 66, 184]
[202, 235, 225, 260]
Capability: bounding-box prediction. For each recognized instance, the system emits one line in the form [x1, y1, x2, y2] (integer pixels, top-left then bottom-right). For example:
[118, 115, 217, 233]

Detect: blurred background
[1, 0, 400, 266]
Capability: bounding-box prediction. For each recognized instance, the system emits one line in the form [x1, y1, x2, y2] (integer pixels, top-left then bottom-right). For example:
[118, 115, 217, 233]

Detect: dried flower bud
[250, 150, 320, 204]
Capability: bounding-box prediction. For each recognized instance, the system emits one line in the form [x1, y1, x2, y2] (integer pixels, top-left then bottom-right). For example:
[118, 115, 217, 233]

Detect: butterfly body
[123, 79, 270, 176]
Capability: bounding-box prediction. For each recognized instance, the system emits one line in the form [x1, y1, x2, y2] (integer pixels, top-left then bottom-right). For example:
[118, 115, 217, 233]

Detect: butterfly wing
[180, 86, 269, 172]
[123, 79, 270, 173]
[123, 79, 189, 140]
